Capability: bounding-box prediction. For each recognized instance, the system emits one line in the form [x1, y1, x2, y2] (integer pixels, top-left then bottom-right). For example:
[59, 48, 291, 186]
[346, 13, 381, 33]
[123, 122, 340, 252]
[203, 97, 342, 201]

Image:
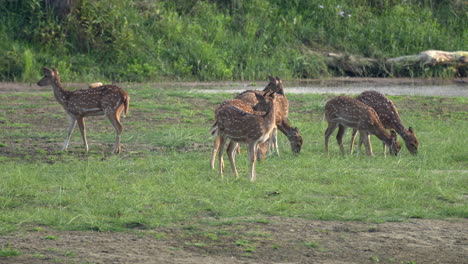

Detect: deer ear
[408, 127, 414, 134]
[42, 67, 51, 74]
[268, 75, 276, 83]
[390, 130, 397, 138]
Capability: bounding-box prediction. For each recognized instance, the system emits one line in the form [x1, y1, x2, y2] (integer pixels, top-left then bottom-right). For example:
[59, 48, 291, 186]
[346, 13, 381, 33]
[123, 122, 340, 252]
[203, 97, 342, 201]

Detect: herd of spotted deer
[37, 67, 419, 182]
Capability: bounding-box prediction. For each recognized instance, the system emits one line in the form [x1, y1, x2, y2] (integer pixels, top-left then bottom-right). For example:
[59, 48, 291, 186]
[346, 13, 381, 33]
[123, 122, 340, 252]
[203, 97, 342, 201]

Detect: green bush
[0, 0, 466, 81]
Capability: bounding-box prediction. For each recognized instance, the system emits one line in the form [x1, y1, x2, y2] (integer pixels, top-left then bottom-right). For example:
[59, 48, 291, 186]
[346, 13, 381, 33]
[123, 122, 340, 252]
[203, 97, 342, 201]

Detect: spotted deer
[324, 96, 401, 157]
[210, 99, 268, 169]
[209, 76, 302, 169]
[37, 67, 130, 154]
[211, 89, 279, 182]
[233, 76, 303, 157]
[209, 98, 265, 171]
[350, 90, 418, 155]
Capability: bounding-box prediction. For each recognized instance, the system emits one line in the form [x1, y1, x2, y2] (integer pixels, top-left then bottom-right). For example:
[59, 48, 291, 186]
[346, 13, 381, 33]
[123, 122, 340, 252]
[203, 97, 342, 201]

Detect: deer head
[404, 127, 418, 155]
[388, 130, 401, 156]
[288, 127, 303, 154]
[37, 67, 62, 87]
[263, 75, 284, 95]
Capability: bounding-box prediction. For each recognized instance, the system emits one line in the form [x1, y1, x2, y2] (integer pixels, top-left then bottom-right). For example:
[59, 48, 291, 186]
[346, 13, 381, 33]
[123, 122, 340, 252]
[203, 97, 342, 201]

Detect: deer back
[356, 90, 401, 129]
[64, 85, 128, 116]
[216, 93, 276, 143]
[325, 96, 381, 130]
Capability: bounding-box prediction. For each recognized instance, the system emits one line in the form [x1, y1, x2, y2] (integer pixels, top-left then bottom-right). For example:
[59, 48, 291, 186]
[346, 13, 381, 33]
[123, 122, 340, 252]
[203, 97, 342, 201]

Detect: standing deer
[350, 90, 418, 155]
[210, 98, 266, 172]
[233, 76, 302, 157]
[211, 89, 279, 182]
[324, 96, 401, 157]
[37, 67, 130, 154]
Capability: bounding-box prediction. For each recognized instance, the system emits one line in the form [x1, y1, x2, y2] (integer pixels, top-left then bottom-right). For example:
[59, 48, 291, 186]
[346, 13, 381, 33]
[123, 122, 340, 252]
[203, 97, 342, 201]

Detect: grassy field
[0, 82, 467, 235]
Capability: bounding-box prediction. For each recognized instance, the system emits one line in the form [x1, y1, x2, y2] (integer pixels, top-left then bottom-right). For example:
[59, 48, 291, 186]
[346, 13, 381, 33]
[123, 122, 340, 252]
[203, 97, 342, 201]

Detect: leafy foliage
[0, 0, 466, 81]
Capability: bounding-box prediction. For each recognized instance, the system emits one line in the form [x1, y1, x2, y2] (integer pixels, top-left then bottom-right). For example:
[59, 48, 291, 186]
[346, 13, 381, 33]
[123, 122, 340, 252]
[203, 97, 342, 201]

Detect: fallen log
[324, 50, 467, 77]
[387, 50, 468, 67]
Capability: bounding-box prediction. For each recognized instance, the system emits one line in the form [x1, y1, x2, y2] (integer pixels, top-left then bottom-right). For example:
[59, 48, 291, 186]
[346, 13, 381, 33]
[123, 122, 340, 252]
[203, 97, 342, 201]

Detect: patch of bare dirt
[1, 217, 466, 264]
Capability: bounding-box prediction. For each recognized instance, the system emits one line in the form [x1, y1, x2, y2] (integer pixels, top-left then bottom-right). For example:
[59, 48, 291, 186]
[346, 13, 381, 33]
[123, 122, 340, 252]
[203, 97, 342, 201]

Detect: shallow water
[194, 82, 468, 97]
[1, 79, 467, 97]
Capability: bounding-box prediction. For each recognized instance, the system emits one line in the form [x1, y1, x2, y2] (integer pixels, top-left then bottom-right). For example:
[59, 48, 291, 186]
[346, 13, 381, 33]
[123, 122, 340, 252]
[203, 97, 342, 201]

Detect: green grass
[0, 244, 21, 257]
[0, 85, 466, 234]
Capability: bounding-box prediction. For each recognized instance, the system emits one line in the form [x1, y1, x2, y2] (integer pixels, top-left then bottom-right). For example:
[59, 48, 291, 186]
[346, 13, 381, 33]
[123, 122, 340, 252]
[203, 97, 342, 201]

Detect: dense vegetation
[1, 0, 467, 81]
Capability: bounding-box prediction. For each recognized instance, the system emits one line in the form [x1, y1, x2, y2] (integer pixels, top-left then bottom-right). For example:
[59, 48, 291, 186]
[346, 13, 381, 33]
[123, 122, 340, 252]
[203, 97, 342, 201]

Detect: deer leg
[360, 131, 374, 156]
[336, 125, 347, 155]
[227, 141, 239, 178]
[349, 128, 358, 154]
[324, 122, 338, 158]
[63, 117, 77, 151]
[272, 127, 279, 157]
[358, 131, 366, 156]
[382, 142, 387, 158]
[210, 136, 220, 170]
[218, 136, 227, 179]
[265, 128, 278, 157]
[367, 134, 374, 156]
[257, 141, 267, 161]
[76, 117, 88, 153]
[248, 143, 258, 182]
[107, 112, 123, 154]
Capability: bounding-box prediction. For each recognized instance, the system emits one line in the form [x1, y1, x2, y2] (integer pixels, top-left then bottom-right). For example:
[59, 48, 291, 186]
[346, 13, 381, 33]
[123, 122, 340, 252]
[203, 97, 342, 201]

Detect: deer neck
[278, 119, 294, 137]
[51, 78, 69, 105]
[263, 101, 276, 131]
[371, 124, 394, 145]
[390, 119, 408, 138]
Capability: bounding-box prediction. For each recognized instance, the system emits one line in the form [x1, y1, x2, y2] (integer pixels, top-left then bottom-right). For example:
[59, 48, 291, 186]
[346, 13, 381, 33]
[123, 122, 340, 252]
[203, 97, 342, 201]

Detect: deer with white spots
[234, 76, 302, 157]
[350, 90, 418, 155]
[37, 67, 130, 154]
[324, 96, 401, 157]
[209, 76, 302, 169]
[209, 98, 266, 173]
[211, 88, 279, 182]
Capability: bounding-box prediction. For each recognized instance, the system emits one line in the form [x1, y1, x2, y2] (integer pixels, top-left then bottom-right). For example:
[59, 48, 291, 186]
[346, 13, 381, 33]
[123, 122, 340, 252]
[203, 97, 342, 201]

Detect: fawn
[211, 89, 279, 182]
[324, 96, 401, 157]
[37, 67, 129, 154]
[350, 90, 418, 155]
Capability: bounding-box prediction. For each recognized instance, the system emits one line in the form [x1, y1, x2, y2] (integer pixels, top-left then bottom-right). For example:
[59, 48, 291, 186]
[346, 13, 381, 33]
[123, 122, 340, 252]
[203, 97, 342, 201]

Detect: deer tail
[209, 122, 218, 137]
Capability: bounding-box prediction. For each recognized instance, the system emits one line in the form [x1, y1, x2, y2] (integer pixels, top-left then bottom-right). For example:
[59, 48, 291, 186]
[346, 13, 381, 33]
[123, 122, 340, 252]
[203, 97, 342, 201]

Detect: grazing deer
[324, 96, 401, 157]
[350, 90, 418, 155]
[211, 89, 279, 182]
[37, 67, 130, 154]
[234, 76, 303, 157]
